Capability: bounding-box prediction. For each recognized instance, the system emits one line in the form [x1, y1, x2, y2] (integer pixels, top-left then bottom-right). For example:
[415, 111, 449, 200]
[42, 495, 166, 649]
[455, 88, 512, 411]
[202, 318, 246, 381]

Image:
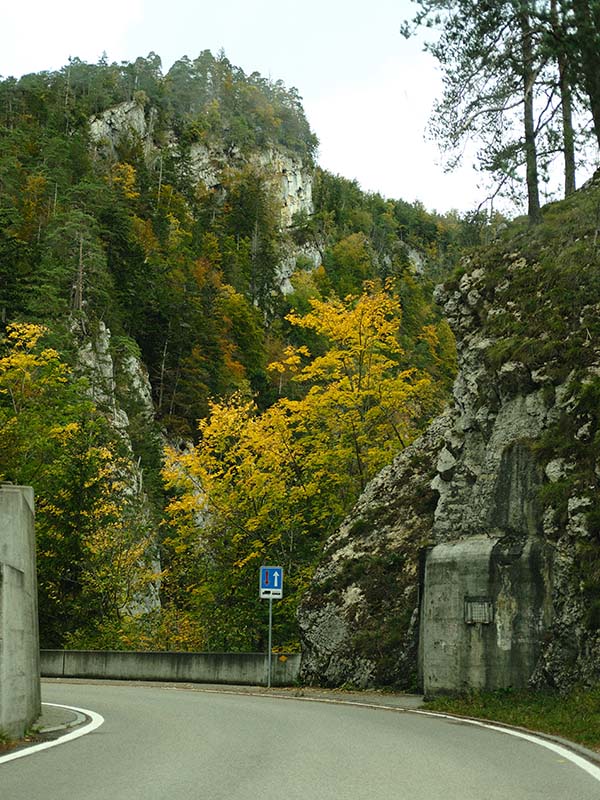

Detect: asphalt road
[1, 682, 599, 800]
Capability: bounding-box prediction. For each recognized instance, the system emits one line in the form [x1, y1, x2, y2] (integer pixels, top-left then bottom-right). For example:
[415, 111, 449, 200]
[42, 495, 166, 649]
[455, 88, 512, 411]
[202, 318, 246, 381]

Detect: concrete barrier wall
[41, 649, 301, 687]
[0, 485, 41, 738]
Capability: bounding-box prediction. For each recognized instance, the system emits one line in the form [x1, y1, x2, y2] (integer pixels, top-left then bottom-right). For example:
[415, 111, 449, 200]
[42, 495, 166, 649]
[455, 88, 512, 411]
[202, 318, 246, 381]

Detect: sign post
[259, 566, 283, 688]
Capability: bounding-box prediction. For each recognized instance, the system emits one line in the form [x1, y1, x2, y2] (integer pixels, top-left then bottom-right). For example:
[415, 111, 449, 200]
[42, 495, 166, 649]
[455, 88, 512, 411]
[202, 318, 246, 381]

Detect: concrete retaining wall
[41, 649, 301, 687]
[0, 485, 41, 738]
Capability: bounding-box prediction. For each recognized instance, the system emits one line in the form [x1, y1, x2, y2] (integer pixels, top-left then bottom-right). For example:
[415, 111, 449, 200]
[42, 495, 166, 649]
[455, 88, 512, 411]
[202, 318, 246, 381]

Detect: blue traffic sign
[260, 566, 283, 599]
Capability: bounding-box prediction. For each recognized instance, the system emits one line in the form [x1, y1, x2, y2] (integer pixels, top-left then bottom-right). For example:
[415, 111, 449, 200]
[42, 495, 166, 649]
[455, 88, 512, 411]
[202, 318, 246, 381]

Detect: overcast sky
[2, 0, 488, 213]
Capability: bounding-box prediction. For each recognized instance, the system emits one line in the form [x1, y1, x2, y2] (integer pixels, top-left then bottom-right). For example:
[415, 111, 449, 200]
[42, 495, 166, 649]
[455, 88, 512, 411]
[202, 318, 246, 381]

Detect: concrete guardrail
[40, 649, 300, 687]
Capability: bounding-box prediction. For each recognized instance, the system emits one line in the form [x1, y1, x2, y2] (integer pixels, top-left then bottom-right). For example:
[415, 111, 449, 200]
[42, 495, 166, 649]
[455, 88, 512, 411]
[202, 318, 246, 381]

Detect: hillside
[0, 52, 465, 650]
[299, 173, 600, 692]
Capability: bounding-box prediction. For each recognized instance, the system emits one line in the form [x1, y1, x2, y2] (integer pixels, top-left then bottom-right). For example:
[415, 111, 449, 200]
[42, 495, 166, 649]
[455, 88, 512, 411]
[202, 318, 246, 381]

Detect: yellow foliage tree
[0, 322, 160, 648]
[273, 280, 436, 495]
[162, 281, 441, 650]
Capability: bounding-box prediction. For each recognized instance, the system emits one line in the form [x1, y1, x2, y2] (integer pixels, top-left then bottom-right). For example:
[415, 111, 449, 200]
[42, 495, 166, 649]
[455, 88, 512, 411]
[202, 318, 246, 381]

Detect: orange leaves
[192, 256, 223, 291]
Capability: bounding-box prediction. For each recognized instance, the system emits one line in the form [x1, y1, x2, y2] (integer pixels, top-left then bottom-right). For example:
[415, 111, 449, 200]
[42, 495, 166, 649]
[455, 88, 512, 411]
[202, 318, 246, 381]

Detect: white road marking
[413, 709, 600, 784]
[0, 703, 104, 765]
[4, 687, 599, 789]
[209, 689, 600, 785]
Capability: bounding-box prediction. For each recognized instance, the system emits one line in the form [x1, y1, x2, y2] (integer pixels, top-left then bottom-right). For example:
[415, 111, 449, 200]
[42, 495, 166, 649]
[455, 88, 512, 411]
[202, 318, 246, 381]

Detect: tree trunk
[72, 235, 84, 311]
[551, 0, 576, 195]
[572, 0, 600, 150]
[519, 3, 542, 223]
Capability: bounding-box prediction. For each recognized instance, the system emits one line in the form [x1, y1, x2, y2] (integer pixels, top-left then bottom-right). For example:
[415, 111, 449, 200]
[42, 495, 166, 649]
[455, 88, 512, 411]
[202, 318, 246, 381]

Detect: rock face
[75, 320, 161, 614]
[77, 321, 154, 431]
[90, 101, 315, 294]
[90, 100, 148, 150]
[299, 185, 600, 692]
[254, 147, 313, 228]
[187, 142, 313, 228]
[90, 101, 313, 229]
[299, 413, 451, 688]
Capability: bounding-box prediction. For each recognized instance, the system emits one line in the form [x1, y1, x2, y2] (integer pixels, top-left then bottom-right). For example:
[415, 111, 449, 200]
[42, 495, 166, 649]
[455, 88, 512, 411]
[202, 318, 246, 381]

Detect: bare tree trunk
[520, 2, 542, 223]
[72, 235, 84, 311]
[551, 0, 576, 195]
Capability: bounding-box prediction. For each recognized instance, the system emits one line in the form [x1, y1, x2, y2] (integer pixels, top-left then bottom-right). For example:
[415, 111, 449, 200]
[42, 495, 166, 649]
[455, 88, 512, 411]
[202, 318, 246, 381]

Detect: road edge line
[0, 703, 104, 765]
[191, 687, 600, 783]
[31, 681, 600, 785]
[410, 709, 600, 784]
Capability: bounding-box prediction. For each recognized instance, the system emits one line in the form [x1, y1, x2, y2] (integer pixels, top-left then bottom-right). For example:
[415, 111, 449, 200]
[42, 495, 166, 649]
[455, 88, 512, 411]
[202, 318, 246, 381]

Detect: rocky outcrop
[90, 99, 156, 162]
[276, 244, 321, 295]
[89, 101, 316, 293]
[430, 270, 551, 545]
[89, 102, 313, 230]
[299, 184, 600, 691]
[76, 321, 154, 434]
[254, 147, 313, 228]
[187, 142, 313, 228]
[299, 413, 451, 688]
[75, 320, 161, 613]
[77, 321, 128, 430]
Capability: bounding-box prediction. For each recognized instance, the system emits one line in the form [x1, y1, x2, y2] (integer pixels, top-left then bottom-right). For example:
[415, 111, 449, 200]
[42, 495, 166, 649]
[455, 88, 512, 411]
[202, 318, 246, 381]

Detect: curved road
[1, 682, 599, 799]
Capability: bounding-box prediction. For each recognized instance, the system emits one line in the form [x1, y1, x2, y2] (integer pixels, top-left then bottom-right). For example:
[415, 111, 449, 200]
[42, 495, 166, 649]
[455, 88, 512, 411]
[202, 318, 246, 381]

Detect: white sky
[2, 0, 490, 213]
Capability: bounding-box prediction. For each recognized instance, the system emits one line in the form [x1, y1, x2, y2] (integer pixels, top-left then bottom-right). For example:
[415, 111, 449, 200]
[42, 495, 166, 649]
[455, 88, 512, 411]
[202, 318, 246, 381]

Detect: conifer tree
[569, 0, 600, 149]
[403, 0, 595, 217]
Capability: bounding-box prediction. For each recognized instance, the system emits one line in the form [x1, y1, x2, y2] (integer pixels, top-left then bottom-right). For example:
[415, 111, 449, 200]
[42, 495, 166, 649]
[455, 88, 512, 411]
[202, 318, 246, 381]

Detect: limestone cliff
[90, 100, 314, 230]
[298, 413, 450, 687]
[299, 176, 600, 692]
[90, 100, 316, 297]
[74, 319, 161, 614]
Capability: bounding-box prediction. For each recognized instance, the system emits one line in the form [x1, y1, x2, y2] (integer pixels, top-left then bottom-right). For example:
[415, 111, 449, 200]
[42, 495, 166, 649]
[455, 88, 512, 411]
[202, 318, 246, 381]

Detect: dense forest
[0, 51, 484, 651]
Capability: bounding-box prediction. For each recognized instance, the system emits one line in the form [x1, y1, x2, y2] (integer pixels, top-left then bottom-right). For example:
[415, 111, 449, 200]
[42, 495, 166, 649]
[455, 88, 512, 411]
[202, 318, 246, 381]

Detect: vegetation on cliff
[0, 52, 467, 650]
[299, 171, 600, 692]
[457, 174, 600, 648]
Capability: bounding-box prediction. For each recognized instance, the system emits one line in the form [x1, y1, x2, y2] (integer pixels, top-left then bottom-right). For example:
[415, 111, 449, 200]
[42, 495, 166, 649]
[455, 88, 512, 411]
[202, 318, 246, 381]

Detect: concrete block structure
[420, 534, 553, 695]
[0, 485, 41, 738]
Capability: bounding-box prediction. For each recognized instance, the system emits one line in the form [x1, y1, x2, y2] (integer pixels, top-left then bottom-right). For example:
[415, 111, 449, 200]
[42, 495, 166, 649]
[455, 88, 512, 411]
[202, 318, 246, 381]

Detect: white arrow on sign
[260, 566, 283, 599]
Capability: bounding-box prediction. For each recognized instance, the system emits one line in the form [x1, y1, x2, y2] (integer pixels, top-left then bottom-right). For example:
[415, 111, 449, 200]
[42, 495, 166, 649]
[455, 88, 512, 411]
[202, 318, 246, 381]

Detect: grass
[424, 686, 600, 752]
[0, 728, 15, 753]
[0, 726, 43, 754]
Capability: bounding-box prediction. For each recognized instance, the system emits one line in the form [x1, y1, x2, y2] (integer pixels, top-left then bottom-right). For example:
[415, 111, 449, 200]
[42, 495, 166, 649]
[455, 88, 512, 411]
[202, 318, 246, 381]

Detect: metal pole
[267, 596, 273, 689]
